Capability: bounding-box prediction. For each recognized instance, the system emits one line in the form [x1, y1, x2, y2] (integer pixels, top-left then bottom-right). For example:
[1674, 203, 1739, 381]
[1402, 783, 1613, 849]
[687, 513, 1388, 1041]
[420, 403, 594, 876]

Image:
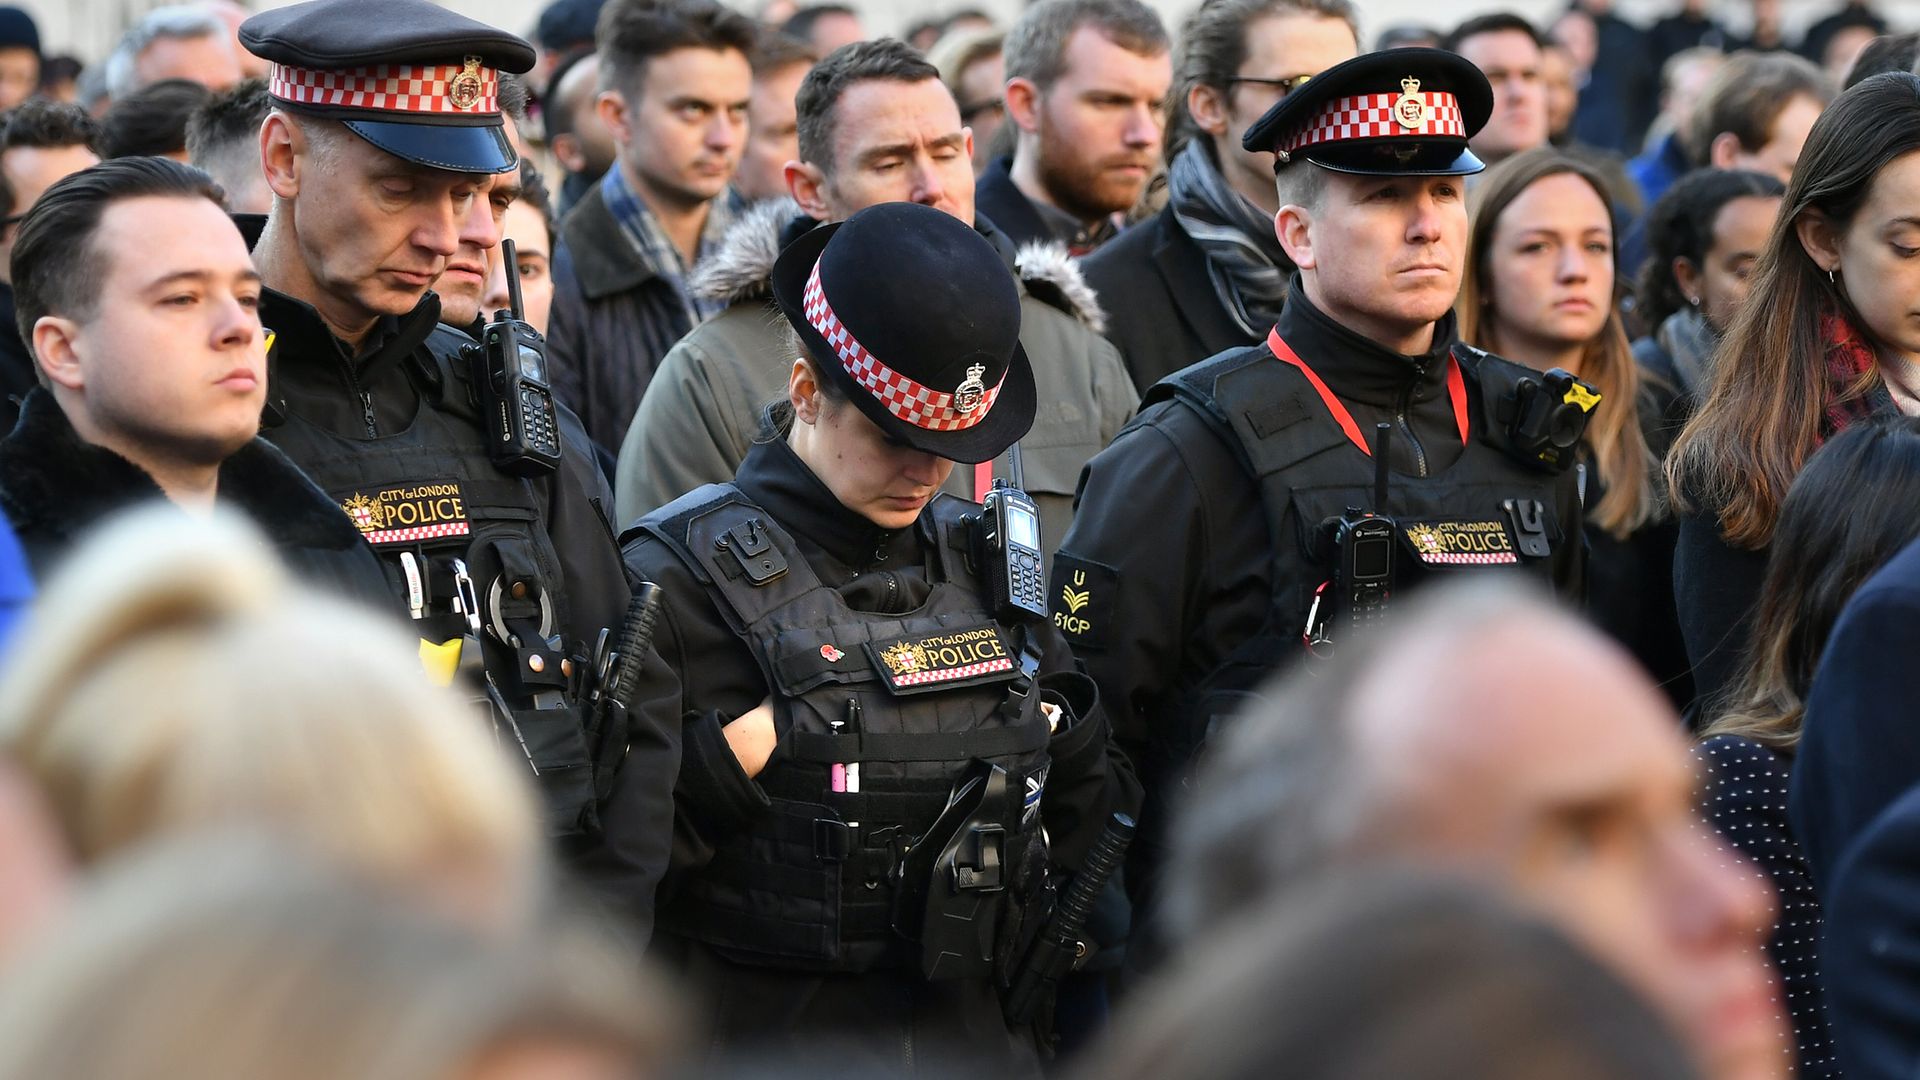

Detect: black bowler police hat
[1241, 48, 1494, 177]
[770, 203, 1036, 465]
[240, 0, 535, 174]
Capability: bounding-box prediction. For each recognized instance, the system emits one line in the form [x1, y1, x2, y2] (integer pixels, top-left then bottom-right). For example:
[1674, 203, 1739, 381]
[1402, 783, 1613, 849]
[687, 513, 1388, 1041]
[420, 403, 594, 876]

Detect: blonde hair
[1459, 148, 1657, 540]
[0, 832, 676, 1080]
[0, 506, 544, 914]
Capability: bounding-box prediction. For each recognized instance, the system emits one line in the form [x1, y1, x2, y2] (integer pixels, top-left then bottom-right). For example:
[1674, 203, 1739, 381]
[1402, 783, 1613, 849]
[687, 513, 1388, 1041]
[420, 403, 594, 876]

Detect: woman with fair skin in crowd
[1632, 169, 1786, 419]
[1669, 71, 1920, 708]
[1694, 415, 1920, 1080]
[1459, 149, 1687, 707]
[600, 202, 1134, 1073]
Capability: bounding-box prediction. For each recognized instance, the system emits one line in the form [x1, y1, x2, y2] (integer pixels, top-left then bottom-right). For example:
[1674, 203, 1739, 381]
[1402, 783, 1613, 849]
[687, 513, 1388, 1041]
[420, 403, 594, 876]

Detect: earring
[1686, 294, 1700, 307]
[1829, 269, 1838, 284]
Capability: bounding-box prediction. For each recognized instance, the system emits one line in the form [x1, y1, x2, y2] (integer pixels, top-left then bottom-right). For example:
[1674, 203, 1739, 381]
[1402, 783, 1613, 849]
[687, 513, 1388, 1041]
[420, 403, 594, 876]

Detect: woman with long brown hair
[1668, 72, 1920, 707]
[1694, 414, 1920, 1080]
[1459, 147, 1685, 703]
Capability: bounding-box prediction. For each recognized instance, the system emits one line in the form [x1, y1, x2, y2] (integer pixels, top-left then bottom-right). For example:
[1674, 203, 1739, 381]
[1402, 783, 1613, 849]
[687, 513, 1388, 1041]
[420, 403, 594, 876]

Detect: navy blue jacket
[1791, 533, 1920, 893]
[1822, 778, 1920, 1079]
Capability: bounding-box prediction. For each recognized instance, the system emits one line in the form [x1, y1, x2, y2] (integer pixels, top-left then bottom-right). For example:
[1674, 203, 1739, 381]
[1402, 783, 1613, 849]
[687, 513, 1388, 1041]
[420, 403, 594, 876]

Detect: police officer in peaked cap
[606, 202, 1137, 1072]
[239, 0, 676, 934]
[1047, 49, 1593, 962]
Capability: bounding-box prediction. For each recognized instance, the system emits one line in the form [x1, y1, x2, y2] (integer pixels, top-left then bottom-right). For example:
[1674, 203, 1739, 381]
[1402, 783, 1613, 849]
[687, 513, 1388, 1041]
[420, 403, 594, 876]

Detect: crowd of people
[0, 0, 1918, 1077]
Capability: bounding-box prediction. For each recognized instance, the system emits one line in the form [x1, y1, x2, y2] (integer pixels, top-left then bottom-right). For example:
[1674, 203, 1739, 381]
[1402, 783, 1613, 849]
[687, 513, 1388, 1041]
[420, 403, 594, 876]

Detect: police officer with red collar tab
[1047, 49, 1593, 955]
[607, 202, 1137, 1073]
[235, 0, 675, 928]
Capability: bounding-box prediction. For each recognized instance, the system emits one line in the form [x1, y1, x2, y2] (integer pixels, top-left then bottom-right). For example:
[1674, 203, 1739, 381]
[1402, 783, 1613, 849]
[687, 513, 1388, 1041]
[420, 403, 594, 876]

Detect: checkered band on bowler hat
[769, 203, 1037, 465]
[800, 261, 1007, 433]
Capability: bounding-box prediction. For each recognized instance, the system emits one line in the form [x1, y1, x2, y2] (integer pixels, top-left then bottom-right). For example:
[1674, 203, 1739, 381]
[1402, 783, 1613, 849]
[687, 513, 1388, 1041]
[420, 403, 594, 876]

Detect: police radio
[466, 239, 562, 476]
[978, 443, 1047, 623]
[1308, 423, 1397, 650]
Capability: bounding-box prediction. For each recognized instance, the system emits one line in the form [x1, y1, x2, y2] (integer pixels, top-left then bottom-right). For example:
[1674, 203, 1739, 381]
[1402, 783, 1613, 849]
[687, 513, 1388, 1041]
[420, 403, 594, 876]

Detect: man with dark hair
[98, 78, 212, 160]
[0, 100, 99, 430]
[981, 0, 1170, 253]
[779, 4, 865, 55]
[0, 156, 384, 597]
[734, 32, 815, 203]
[1844, 31, 1920, 89]
[614, 37, 1136, 565]
[1442, 13, 1550, 167]
[543, 50, 616, 218]
[1051, 50, 1590, 961]
[186, 77, 272, 213]
[1685, 51, 1831, 182]
[0, 7, 39, 112]
[1083, 0, 1358, 392]
[237, 0, 670, 899]
[546, 0, 757, 451]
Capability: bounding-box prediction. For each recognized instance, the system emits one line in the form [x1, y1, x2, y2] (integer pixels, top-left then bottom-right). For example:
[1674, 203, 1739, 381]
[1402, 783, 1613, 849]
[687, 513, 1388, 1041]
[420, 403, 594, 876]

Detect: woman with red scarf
[1668, 71, 1920, 712]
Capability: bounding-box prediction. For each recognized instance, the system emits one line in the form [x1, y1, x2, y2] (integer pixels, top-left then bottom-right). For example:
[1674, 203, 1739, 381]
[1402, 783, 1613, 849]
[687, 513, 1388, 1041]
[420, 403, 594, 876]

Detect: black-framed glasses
[1227, 73, 1314, 97]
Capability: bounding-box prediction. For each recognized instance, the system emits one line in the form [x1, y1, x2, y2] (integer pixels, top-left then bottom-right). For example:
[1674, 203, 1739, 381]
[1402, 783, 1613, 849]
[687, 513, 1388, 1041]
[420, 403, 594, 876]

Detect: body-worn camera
[466, 239, 562, 476]
[1307, 423, 1397, 652]
[1456, 343, 1600, 473]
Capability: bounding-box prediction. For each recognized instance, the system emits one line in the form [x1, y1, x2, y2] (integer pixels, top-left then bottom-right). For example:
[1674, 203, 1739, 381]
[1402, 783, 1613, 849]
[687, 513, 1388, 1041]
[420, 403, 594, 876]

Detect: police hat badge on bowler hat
[239, 0, 535, 174]
[1241, 48, 1495, 177]
[770, 203, 1036, 465]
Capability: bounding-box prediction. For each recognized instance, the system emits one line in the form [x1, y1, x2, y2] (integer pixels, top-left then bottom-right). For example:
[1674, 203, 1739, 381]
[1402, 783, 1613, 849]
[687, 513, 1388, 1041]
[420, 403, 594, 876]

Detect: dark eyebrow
[144, 268, 262, 291]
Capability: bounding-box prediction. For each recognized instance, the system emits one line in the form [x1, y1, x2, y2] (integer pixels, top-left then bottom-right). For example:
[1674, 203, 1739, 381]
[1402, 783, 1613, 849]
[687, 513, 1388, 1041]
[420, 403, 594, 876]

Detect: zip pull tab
[360, 390, 377, 437]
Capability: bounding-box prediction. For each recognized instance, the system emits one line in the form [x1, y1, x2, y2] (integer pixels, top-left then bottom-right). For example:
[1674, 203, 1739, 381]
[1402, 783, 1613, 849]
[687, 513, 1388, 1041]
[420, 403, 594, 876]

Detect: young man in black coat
[0, 156, 388, 607]
[1082, 0, 1357, 392]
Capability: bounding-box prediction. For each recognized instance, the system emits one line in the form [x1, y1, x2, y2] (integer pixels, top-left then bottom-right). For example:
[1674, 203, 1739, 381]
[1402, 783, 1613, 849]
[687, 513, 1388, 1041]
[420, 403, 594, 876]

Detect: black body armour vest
[1149, 342, 1574, 759]
[263, 327, 597, 831]
[636, 485, 1053, 974]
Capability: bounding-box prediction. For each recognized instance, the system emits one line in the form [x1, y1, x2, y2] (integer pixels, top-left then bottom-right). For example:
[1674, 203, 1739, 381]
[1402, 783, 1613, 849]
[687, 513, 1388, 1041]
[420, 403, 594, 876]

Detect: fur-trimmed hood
[0, 389, 384, 586]
[689, 197, 1108, 334]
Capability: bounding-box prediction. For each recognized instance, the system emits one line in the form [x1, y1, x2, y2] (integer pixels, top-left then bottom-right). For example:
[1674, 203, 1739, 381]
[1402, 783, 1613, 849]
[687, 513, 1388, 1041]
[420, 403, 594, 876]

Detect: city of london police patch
[865, 624, 1017, 695]
[338, 482, 471, 546]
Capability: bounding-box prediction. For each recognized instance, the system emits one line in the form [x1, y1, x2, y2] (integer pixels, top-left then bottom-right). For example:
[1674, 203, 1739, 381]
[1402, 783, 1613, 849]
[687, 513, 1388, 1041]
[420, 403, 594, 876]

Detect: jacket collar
[259, 285, 441, 393]
[734, 438, 925, 577]
[0, 388, 368, 553]
[1273, 273, 1457, 409]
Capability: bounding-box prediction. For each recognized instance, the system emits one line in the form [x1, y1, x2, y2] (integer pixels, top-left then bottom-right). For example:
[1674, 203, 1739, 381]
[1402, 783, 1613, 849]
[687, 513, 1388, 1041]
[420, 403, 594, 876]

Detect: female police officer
[598, 202, 1137, 1074]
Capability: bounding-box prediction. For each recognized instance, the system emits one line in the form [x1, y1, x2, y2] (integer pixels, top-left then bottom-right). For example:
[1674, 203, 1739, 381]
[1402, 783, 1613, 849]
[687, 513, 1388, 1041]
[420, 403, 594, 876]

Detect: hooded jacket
[611, 199, 1139, 571]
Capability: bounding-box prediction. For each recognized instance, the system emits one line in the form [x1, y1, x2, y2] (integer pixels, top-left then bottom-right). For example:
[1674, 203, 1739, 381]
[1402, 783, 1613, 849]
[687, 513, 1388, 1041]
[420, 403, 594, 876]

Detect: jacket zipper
[1395, 373, 1430, 478]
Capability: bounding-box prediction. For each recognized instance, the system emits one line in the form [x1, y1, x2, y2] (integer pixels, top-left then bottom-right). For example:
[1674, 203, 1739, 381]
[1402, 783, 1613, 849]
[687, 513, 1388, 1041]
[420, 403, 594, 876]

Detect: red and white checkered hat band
[802, 261, 1005, 433]
[1277, 91, 1464, 153]
[269, 61, 500, 116]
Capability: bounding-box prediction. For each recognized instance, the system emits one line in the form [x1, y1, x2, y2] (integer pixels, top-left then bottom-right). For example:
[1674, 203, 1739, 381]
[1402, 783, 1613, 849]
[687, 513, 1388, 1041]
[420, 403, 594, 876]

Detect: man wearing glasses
[1082, 0, 1358, 392]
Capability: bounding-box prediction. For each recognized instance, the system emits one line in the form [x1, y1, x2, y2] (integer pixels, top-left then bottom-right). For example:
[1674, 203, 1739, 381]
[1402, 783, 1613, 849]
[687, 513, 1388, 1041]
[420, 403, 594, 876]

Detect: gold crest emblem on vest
[449, 56, 484, 111]
[1394, 76, 1427, 130]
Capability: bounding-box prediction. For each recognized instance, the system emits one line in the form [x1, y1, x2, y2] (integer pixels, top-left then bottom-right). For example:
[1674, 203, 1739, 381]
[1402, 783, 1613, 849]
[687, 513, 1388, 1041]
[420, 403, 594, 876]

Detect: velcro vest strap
[787, 710, 1050, 764]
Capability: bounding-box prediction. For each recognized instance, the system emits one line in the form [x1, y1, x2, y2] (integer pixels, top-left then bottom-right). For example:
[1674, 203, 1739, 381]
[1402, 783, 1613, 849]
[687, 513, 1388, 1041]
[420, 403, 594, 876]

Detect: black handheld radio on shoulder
[978, 443, 1047, 623]
[467, 239, 562, 476]
[1309, 423, 1397, 650]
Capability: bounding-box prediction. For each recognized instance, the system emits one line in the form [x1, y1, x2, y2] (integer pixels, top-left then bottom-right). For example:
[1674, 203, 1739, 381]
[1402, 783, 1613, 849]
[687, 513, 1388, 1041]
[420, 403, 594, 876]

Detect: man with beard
[977, 0, 1170, 254]
[1083, 0, 1358, 392]
[546, 0, 756, 451]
